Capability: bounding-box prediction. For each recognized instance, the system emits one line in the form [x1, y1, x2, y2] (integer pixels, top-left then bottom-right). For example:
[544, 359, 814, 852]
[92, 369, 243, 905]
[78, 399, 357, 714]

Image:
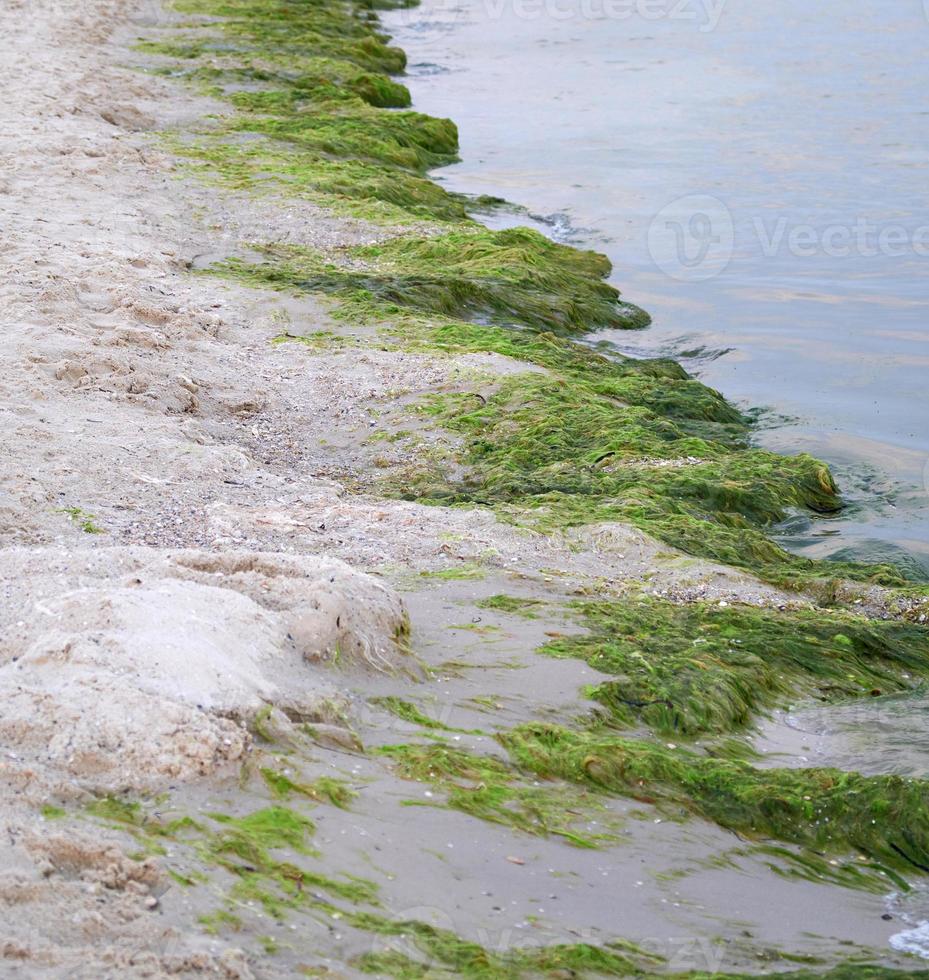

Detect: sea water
[382, 0, 929, 573]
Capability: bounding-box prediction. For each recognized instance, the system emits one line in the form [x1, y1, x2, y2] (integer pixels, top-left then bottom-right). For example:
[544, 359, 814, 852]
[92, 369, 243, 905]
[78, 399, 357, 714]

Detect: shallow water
[382, 0, 929, 571]
[758, 692, 929, 779]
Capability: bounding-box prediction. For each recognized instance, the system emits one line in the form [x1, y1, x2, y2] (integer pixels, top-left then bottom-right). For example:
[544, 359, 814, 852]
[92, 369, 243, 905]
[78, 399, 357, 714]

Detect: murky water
[758, 692, 929, 778]
[382, 0, 929, 573]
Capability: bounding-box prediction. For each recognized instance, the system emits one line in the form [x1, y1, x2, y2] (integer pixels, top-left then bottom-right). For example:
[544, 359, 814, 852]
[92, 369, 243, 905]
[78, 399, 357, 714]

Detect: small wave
[676, 344, 734, 364]
[890, 921, 929, 959]
[407, 61, 453, 76]
[526, 211, 590, 244]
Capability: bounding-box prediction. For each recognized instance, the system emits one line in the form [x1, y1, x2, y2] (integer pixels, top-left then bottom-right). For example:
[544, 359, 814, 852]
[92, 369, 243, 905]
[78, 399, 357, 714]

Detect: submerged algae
[372, 696, 484, 734]
[358, 959, 929, 980]
[376, 741, 615, 848]
[500, 723, 929, 884]
[356, 936, 662, 979]
[542, 596, 929, 735]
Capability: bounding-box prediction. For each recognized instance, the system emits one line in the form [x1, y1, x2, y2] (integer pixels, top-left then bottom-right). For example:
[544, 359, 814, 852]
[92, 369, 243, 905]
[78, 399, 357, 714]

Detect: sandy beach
[1, 0, 928, 976]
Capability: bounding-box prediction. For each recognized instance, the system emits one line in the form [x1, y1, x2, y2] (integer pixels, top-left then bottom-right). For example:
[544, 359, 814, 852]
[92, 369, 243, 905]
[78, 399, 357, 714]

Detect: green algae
[356, 936, 662, 979]
[418, 562, 486, 580]
[57, 506, 104, 534]
[542, 596, 929, 736]
[87, 796, 144, 825]
[250, 703, 278, 742]
[192, 807, 381, 912]
[357, 931, 928, 980]
[81, 787, 927, 973]
[136, 0, 470, 221]
[260, 768, 357, 808]
[751, 842, 901, 892]
[179, 807, 662, 979]
[167, 0, 411, 75]
[139, 0, 924, 591]
[113, 0, 929, 969]
[205, 807, 318, 864]
[500, 723, 929, 885]
[206, 225, 649, 334]
[272, 328, 351, 350]
[135, 39, 212, 60]
[85, 796, 199, 857]
[168, 133, 469, 221]
[701, 971, 929, 980]
[219, 247, 911, 587]
[241, 101, 453, 165]
[400, 376, 891, 587]
[164, 804, 668, 980]
[199, 908, 244, 934]
[385, 325, 916, 589]
[358, 953, 929, 980]
[172, 60, 412, 108]
[371, 724, 929, 891]
[448, 621, 502, 635]
[81, 793, 705, 978]
[169, 868, 205, 887]
[86, 796, 378, 911]
[372, 696, 484, 734]
[476, 594, 546, 618]
[403, 373, 828, 530]
[376, 742, 614, 848]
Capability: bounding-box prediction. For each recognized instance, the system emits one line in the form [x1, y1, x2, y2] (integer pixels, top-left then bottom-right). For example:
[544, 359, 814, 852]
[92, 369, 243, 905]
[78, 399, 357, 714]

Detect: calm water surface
[382, 0, 929, 572]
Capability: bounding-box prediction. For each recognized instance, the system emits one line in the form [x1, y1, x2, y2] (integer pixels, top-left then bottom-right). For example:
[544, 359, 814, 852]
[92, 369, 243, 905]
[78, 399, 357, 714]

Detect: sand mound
[0, 548, 407, 794]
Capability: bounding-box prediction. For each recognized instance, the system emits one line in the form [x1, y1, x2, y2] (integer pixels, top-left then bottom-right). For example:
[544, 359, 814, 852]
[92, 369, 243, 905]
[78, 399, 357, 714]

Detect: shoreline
[1, 0, 929, 975]
[378, 0, 929, 578]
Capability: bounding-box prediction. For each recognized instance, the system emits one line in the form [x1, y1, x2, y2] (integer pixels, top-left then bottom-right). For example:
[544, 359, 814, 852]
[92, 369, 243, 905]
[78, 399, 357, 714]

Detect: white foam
[889, 921, 929, 959]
